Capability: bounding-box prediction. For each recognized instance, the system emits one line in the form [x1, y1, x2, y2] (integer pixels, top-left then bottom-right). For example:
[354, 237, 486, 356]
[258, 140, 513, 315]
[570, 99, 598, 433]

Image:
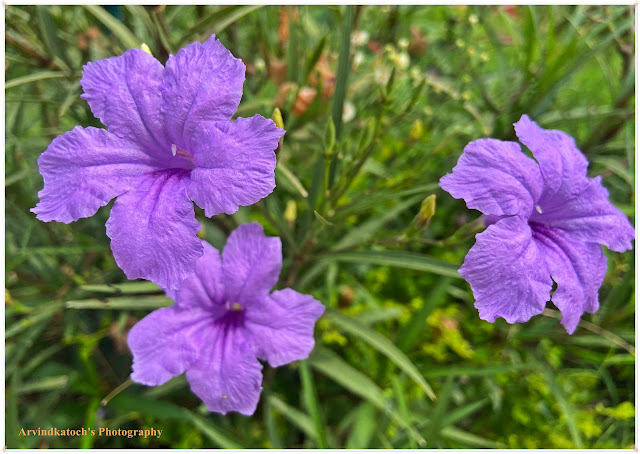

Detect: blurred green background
[5, 5, 635, 449]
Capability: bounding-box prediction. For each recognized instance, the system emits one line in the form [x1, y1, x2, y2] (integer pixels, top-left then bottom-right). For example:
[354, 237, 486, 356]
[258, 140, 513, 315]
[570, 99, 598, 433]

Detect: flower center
[215, 301, 246, 329]
[225, 301, 244, 312]
[171, 144, 194, 160]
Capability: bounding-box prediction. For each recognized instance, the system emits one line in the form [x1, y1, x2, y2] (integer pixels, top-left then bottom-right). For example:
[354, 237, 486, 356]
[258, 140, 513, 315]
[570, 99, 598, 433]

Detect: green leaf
[79, 282, 162, 295]
[180, 5, 262, 44]
[345, 403, 377, 449]
[540, 363, 583, 448]
[326, 310, 436, 400]
[299, 360, 330, 448]
[36, 6, 71, 70]
[331, 194, 424, 251]
[308, 346, 425, 445]
[84, 5, 140, 49]
[65, 295, 172, 310]
[6, 373, 21, 448]
[19, 375, 69, 394]
[424, 374, 453, 446]
[441, 398, 489, 427]
[187, 413, 244, 449]
[6, 303, 60, 338]
[320, 250, 461, 279]
[276, 162, 309, 198]
[6, 71, 73, 89]
[440, 426, 506, 448]
[423, 363, 533, 378]
[397, 277, 451, 352]
[331, 5, 354, 141]
[268, 394, 315, 440]
[109, 393, 243, 448]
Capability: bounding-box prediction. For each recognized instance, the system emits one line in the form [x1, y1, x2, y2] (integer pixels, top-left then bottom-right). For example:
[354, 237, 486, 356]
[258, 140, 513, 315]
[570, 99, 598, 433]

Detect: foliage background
[5, 4, 635, 449]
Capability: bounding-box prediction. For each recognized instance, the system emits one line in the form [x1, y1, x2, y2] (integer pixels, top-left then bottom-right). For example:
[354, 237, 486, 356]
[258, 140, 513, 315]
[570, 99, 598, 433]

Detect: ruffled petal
[186, 327, 263, 415]
[106, 171, 203, 290]
[246, 289, 324, 367]
[439, 138, 543, 217]
[222, 222, 282, 306]
[128, 305, 211, 386]
[533, 225, 608, 334]
[80, 49, 173, 160]
[172, 241, 226, 315]
[531, 176, 634, 253]
[186, 115, 282, 216]
[514, 114, 589, 202]
[160, 34, 245, 147]
[32, 126, 161, 223]
[460, 216, 553, 324]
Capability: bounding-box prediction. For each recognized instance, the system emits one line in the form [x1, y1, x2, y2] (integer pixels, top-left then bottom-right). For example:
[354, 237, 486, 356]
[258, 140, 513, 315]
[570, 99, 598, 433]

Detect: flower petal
[246, 289, 324, 367]
[106, 171, 203, 290]
[171, 241, 226, 314]
[80, 49, 172, 160]
[531, 176, 634, 253]
[513, 114, 589, 202]
[439, 138, 543, 217]
[187, 115, 282, 216]
[186, 328, 263, 415]
[222, 222, 282, 305]
[533, 225, 608, 334]
[128, 304, 211, 386]
[460, 216, 553, 324]
[160, 34, 245, 147]
[31, 126, 161, 223]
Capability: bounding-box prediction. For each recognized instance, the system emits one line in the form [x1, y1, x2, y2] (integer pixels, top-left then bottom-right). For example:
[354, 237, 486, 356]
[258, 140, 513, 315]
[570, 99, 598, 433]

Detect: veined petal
[533, 225, 608, 334]
[222, 222, 282, 306]
[531, 176, 634, 253]
[128, 305, 211, 386]
[106, 171, 203, 290]
[187, 115, 282, 216]
[81, 49, 172, 159]
[186, 327, 263, 415]
[460, 216, 553, 324]
[172, 241, 226, 314]
[246, 289, 324, 367]
[439, 138, 543, 217]
[160, 34, 245, 147]
[32, 126, 161, 223]
[514, 114, 589, 202]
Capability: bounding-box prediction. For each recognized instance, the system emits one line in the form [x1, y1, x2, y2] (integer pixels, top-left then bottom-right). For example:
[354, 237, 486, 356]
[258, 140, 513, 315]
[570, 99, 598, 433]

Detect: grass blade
[268, 394, 315, 440]
[321, 250, 461, 279]
[397, 277, 451, 352]
[326, 310, 436, 401]
[299, 360, 330, 448]
[331, 194, 424, 251]
[79, 282, 162, 295]
[180, 5, 262, 44]
[84, 5, 140, 49]
[6, 71, 73, 89]
[308, 346, 426, 445]
[65, 296, 172, 310]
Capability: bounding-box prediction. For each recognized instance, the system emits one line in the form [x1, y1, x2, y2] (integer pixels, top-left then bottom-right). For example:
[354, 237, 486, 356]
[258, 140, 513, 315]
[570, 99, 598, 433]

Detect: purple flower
[440, 115, 634, 333]
[32, 35, 284, 290]
[127, 222, 325, 415]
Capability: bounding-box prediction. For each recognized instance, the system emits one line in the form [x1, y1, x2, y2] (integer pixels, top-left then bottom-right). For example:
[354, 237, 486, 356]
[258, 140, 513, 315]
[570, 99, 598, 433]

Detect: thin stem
[101, 378, 133, 407]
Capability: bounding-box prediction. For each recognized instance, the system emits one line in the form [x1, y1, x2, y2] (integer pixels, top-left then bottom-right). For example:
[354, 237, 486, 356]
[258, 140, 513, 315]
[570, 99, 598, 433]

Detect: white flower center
[535, 205, 543, 214]
[171, 144, 177, 156]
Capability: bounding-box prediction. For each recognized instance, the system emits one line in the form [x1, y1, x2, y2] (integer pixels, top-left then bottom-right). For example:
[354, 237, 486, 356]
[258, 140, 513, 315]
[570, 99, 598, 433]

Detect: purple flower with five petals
[127, 222, 325, 415]
[32, 35, 284, 290]
[440, 115, 634, 333]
